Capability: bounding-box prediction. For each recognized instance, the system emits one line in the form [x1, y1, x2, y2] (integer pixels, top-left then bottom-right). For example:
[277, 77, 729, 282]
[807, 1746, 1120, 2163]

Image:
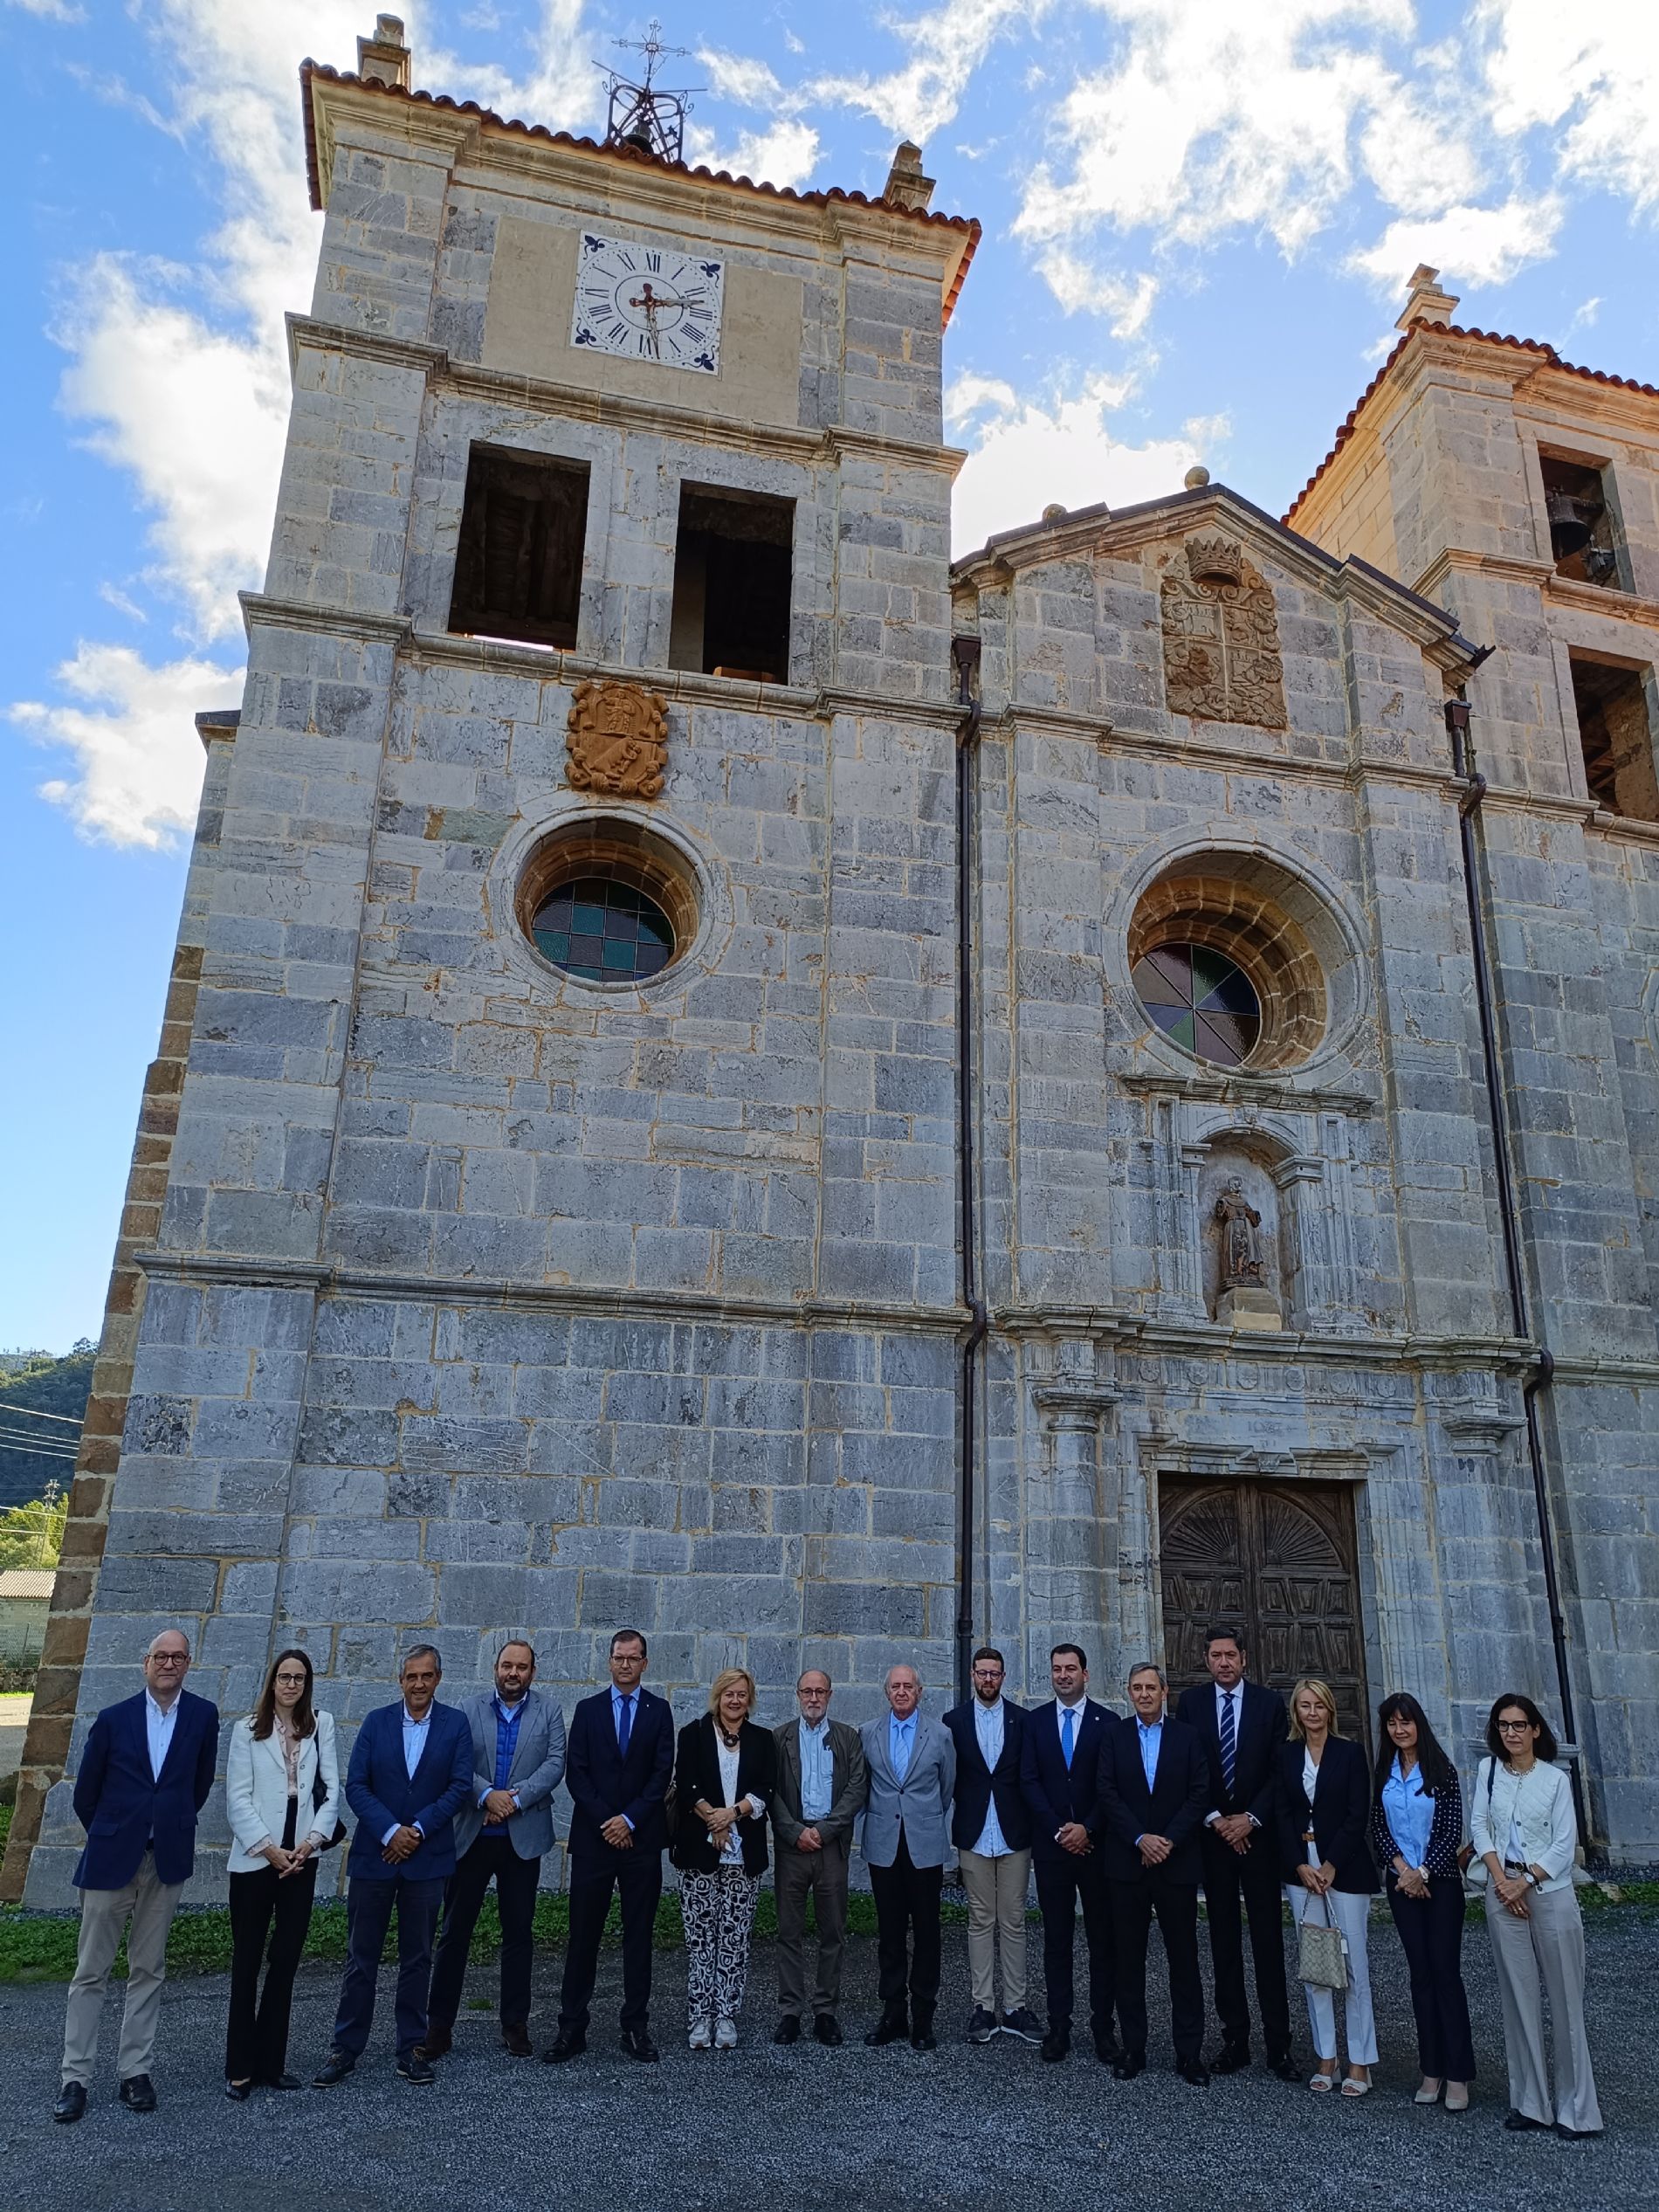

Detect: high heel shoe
[1414, 2079, 1444, 2105]
[1444, 2083, 1470, 2112]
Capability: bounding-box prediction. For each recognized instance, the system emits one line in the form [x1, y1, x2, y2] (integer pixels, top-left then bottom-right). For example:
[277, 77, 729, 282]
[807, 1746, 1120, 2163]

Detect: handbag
[1464, 1759, 1497, 1887]
[1296, 1885, 1350, 1992]
[311, 1756, 348, 1851]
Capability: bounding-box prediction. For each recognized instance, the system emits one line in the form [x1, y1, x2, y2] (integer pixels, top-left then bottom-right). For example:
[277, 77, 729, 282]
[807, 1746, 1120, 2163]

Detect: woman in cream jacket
[1470, 1693, 1600, 2140]
[224, 1649, 341, 2096]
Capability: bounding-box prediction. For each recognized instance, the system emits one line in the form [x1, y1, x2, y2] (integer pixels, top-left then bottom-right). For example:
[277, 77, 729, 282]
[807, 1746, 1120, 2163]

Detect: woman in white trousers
[1471, 1694, 1600, 2140]
[1274, 1678, 1380, 2094]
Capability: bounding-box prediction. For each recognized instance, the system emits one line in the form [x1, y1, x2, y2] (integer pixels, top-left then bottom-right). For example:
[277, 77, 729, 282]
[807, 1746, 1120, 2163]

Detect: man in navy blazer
[1095, 1665, 1211, 2084]
[544, 1628, 674, 2065]
[1018, 1642, 1121, 2064]
[943, 1645, 1037, 2043]
[53, 1626, 219, 2124]
[313, 1645, 473, 2088]
[1175, 1626, 1296, 2078]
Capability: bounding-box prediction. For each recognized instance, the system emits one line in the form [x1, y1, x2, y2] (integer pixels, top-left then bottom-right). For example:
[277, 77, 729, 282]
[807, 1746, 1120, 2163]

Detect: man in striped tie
[1176, 1629, 1297, 2080]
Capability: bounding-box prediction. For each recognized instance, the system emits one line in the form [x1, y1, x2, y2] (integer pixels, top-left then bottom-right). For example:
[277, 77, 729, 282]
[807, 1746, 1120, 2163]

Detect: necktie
[1061, 1707, 1076, 1768]
[617, 1694, 634, 1757]
[1220, 1692, 1236, 1796]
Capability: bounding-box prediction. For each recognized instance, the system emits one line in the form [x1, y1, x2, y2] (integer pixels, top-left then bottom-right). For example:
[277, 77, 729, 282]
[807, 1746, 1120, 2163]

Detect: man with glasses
[53, 1628, 220, 2123]
[944, 1645, 1037, 2043]
[770, 1666, 868, 2046]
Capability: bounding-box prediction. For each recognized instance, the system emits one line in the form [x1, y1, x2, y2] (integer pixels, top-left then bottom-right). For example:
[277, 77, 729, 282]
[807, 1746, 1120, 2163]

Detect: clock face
[571, 232, 725, 375]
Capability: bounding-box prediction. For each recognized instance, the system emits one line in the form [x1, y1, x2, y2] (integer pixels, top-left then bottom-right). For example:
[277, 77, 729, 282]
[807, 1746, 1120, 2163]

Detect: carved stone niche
[1198, 1144, 1285, 1330]
[1160, 534, 1288, 730]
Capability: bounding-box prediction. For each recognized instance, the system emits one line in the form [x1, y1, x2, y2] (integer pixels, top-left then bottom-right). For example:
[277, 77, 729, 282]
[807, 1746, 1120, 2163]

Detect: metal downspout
[953, 636, 987, 1703]
[1445, 696, 1587, 1839]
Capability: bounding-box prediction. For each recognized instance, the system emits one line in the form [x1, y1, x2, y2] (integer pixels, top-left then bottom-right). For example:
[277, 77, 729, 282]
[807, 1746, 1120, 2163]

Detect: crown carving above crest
[1185, 533, 1245, 587]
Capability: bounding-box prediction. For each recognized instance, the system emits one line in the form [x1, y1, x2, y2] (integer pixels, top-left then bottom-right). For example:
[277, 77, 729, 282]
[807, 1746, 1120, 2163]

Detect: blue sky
[3, 0, 1656, 1351]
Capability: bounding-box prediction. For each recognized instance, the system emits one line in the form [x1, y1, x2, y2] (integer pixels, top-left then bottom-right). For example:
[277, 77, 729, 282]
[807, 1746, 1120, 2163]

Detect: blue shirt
[972, 1699, 1011, 1857]
[383, 1704, 432, 1845]
[1381, 1754, 1435, 1867]
[610, 1686, 640, 1830]
[1137, 1717, 1163, 1791]
[889, 1711, 917, 1781]
[798, 1718, 834, 1823]
[484, 1692, 527, 1804]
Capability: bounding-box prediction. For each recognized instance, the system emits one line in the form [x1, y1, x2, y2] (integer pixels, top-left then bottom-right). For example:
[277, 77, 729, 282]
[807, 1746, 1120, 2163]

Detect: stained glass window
[1132, 941, 1261, 1066]
[530, 875, 674, 982]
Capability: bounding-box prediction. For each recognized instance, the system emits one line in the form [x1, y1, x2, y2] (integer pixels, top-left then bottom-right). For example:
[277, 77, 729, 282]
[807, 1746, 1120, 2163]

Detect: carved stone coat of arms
[1160, 534, 1288, 729]
[566, 680, 669, 798]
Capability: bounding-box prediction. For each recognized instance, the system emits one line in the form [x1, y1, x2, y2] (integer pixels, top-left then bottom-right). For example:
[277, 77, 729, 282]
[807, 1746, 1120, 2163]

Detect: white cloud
[1034, 249, 1158, 336]
[947, 371, 1197, 555]
[1479, 6, 1659, 217]
[6, 0, 86, 20]
[683, 118, 820, 190]
[1571, 295, 1601, 330]
[12, 644, 233, 850]
[1349, 192, 1564, 292]
[811, 0, 1043, 143]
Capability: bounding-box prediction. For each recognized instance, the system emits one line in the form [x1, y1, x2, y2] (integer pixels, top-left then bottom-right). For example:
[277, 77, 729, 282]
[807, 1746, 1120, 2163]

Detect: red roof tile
[299, 63, 981, 327]
[1284, 320, 1659, 524]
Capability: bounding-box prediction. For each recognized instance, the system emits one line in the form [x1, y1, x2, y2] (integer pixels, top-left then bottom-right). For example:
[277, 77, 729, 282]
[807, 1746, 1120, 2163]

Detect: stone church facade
[9, 26, 1659, 1903]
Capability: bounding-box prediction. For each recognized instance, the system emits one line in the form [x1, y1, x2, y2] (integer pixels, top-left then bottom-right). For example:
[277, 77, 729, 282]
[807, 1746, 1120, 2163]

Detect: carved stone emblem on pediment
[566, 680, 669, 799]
[1160, 534, 1288, 729]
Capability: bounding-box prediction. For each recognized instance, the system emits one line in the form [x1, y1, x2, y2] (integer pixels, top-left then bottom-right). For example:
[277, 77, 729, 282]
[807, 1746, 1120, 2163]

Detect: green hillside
[0, 1343, 93, 1511]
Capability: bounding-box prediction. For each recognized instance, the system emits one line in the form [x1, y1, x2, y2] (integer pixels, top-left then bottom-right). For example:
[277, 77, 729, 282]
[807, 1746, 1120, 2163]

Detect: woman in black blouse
[1370, 1692, 1475, 2110]
[672, 1668, 777, 2050]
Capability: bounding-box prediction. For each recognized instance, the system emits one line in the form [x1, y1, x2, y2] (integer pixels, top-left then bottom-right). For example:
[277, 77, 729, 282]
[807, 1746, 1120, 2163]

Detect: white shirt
[971, 1698, 1011, 1857]
[715, 1733, 745, 1864]
[144, 1690, 179, 1782]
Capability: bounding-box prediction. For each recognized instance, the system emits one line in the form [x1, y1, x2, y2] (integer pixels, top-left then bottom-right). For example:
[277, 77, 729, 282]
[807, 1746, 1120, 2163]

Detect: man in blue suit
[53, 1626, 219, 2123]
[313, 1644, 473, 2087]
[1019, 1641, 1122, 2065]
[543, 1628, 674, 2064]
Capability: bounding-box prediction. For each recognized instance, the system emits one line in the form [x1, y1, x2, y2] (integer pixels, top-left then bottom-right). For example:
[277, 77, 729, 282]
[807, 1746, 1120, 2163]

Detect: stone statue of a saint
[1214, 1176, 1266, 1287]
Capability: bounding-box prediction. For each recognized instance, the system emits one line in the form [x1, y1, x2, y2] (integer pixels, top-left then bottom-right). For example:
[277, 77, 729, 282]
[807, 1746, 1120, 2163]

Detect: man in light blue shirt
[772, 1671, 868, 2044]
[944, 1647, 1036, 2043]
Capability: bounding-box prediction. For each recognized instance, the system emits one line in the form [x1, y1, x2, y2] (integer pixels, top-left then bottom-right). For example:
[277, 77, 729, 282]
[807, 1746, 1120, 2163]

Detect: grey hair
[401, 1643, 443, 1675]
[1126, 1662, 1167, 1687]
[796, 1666, 832, 1690]
[145, 1628, 191, 1658]
[885, 1663, 922, 1692]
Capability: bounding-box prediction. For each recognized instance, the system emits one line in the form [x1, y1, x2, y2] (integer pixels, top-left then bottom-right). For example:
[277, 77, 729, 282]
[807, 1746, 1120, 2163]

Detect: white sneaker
[689, 2017, 713, 2050]
[714, 2018, 738, 2050]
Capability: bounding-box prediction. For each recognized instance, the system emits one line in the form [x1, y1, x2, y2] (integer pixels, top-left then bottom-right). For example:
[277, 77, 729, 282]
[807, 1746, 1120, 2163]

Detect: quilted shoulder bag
[1296, 1887, 1350, 1992]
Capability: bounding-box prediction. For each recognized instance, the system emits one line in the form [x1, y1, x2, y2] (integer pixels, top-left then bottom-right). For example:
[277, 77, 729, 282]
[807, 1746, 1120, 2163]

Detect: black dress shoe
[1041, 2029, 1070, 2063]
[119, 2074, 157, 2112]
[52, 2083, 86, 2125]
[542, 2029, 586, 2064]
[501, 2024, 533, 2058]
[263, 2074, 302, 2091]
[774, 2016, 802, 2045]
[224, 2079, 252, 2101]
[1504, 2110, 1550, 2133]
[814, 2014, 843, 2047]
[396, 2051, 436, 2085]
[911, 2020, 939, 2051]
[1212, 2045, 1251, 2076]
[1112, 2050, 1146, 2080]
[1178, 2062, 1212, 2087]
[1268, 2056, 1301, 2083]
[1555, 2123, 1602, 2141]
[1093, 2029, 1123, 2066]
[864, 2014, 909, 2047]
[417, 2022, 451, 2060]
[312, 2050, 356, 2087]
[621, 2029, 659, 2063]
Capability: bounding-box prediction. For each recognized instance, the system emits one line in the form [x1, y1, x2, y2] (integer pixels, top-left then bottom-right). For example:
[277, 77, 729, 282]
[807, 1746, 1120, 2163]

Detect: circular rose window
[1132, 941, 1261, 1066]
[530, 874, 675, 982]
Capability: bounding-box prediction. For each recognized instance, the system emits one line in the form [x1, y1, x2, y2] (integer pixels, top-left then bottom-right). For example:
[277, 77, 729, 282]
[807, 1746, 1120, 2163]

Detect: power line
[0, 1403, 84, 1426]
[0, 1435, 79, 1462]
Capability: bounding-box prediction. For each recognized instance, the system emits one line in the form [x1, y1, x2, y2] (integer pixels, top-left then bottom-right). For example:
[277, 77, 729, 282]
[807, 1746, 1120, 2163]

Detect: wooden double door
[1159, 1478, 1369, 1750]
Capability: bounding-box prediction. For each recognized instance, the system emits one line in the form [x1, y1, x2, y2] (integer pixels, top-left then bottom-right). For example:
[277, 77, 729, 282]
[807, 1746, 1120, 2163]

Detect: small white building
[0, 1571, 54, 1666]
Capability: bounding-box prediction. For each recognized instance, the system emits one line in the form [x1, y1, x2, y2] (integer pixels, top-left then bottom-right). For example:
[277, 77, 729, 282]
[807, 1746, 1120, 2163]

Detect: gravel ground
[2, 1907, 1650, 2212]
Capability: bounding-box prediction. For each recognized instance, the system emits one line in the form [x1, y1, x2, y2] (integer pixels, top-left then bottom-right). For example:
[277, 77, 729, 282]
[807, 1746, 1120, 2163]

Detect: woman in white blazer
[224, 1648, 341, 2097]
[1471, 1693, 1600, 2140]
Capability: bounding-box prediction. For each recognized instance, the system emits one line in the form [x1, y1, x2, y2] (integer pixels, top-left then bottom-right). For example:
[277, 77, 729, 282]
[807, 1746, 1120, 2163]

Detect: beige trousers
[61, 1852, 183, 2087]
[959, 1846, 1031, 2013]
[1485, 1883, 1602, 2133]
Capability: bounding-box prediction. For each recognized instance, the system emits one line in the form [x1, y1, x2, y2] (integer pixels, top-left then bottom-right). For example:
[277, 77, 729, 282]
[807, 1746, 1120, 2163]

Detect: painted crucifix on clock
[571, 231, 725, 373]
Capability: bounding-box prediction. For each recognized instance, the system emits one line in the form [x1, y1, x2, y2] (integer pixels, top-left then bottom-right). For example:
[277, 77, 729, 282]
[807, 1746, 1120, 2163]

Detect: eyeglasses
[273, 1674, 307, 1687]
[1496, 1718, 1533, 1733]
[149, 1654, 188, 1668]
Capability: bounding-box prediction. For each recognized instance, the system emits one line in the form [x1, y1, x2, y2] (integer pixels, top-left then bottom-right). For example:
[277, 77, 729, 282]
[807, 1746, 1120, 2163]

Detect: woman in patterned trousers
[673, 1668, 778, 2049]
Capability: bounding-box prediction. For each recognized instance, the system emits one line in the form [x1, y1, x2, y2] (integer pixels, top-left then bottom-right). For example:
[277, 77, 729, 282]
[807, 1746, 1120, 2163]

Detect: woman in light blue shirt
[1369, 1692, 1474, 2110]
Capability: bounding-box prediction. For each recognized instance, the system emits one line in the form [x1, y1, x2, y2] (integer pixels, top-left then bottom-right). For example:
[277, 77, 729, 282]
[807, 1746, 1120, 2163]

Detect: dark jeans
[559, 1845, 663, 2036]
[1199, 1829, 1291, 2057]
[1111, 1873, 1205, 2065]
[333, 1872, 446, 2060]
[868, 1828, 943, 2022]
[427, 1832, 540, 2033]
[1387, 1872, 1477, 2081]
[225, 1858, 318, 2082]
[1033, 1850, 1117, 2037]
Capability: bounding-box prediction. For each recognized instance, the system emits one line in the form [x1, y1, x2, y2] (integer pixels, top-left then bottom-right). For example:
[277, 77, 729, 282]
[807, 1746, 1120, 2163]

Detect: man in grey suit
[861, 1664, 957, 2051]
[772, 1667, 868, 2047]
[421, 1640, 566, 2059]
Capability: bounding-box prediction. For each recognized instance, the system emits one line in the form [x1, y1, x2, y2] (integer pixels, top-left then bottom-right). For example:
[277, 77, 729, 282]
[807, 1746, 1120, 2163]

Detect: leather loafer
[1555, 2122, 1601, 2141]
[1112, 2050, 1146, 2081]
[1269, 2056, 1302, 2083]
[774, 2016, 802, 2045]
[263, 2074, 301, 2091]
[312, 2050, 356, 2088]
[224, 2079, 252, 2101]
[1504, 2110, 1550, 2133]
[1179, 2063, 1212, 2087]
[1212, 2046, 1251, 2076]
[416, 2023, 451, 2060]
[542, 2030, 585, 2064]
[864, 2015, 909, 2047]
[1093, 2030, 1122, 2067]
[501, 2024, 533, 2059]
[53, 2083, 87, 2125]
[1040, 2029, 1070, 2064]
[814, 2015, 843, 2047]
[119, 2074, 157, 2113]
[621, 2029, 659, 2063]
[911, 2029, 938, 2051]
